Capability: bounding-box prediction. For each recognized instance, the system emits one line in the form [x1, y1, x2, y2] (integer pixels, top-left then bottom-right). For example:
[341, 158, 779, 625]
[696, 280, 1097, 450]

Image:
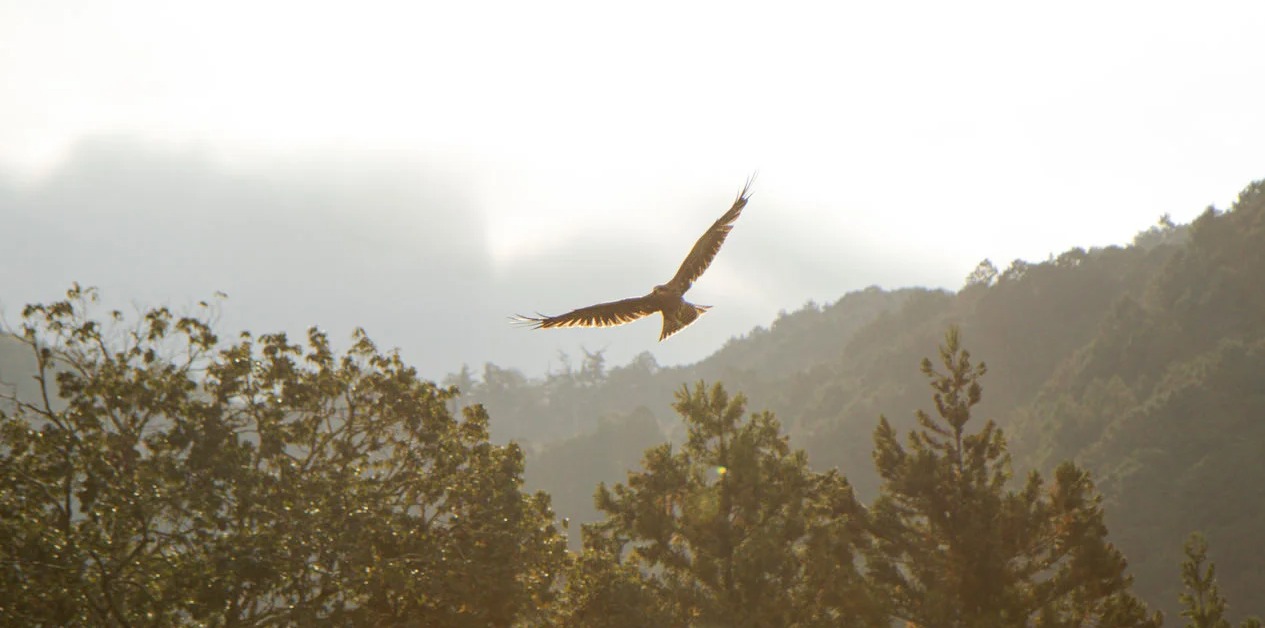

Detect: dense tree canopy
[0, 285, 566, 626]
[565, 382, 883, 627]
[6, 176, 1265, 625]
[444, 178, 1265, 616]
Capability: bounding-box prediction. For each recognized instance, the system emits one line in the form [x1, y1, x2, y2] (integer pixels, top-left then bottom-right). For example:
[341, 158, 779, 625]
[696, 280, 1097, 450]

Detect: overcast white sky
[2, 1, 1264, 379]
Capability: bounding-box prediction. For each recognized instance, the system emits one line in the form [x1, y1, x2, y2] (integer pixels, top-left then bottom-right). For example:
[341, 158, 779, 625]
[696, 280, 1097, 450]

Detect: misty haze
[4, 1, 1265, 625]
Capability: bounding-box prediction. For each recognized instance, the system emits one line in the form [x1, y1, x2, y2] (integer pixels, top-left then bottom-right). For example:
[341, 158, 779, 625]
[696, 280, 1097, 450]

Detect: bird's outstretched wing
[665, 174, 755, 293]
[512, 296, 659, 329]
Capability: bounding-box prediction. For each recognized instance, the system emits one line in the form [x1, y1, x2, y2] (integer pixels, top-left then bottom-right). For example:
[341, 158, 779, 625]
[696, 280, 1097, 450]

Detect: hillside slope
[491, 180, 1265, 616]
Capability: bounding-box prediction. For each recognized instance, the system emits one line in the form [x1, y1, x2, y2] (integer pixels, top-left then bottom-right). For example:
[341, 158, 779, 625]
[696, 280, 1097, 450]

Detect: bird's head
[652, 284, 669, 295]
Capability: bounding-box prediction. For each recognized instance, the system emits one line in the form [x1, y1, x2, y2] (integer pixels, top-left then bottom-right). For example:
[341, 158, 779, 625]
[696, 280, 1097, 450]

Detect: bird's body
[514, 176, 753, 340]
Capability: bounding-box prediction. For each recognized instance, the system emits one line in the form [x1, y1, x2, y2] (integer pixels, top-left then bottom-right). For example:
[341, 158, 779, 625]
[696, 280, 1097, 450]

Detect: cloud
[0, 137, 959, 380]
[1, 137, 497, 374]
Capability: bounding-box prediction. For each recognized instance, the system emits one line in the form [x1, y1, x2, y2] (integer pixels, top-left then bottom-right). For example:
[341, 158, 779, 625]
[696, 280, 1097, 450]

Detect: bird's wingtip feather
[509, 314, 547, 328]
[739, 171, 758, 200]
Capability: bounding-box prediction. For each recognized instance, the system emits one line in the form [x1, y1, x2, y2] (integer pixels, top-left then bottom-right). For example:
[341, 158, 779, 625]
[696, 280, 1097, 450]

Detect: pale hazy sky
[2, 1, 1264, 378]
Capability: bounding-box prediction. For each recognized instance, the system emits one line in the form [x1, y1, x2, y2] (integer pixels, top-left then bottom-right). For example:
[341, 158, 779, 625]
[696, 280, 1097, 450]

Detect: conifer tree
[1178, 533, 1262, 628]
[865, 327, 1161, 627]
[572, 382, 884, 627]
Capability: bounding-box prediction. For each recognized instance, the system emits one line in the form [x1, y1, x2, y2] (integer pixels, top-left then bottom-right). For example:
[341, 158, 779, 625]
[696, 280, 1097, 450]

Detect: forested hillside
[453, 180, 1265, 617]
[4, 180, 1262, 623]
[13, 292, 1239, 624]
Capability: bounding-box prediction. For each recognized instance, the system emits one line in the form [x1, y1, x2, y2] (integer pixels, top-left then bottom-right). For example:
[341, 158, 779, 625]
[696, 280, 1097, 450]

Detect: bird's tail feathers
[659, 302, 710, 341]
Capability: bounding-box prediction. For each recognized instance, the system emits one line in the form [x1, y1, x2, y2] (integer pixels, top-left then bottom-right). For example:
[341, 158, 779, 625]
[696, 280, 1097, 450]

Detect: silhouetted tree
[964, 258, 999, 288]
[571, 382, 884, 626]
[865, 327, 1160, 627]
[0, 285, 567, 626]
[1178, 533, 1262, 628]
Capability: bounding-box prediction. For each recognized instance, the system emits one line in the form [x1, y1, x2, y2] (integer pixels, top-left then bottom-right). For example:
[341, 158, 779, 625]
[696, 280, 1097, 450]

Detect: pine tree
[1178, 533, 1262, 628]
[571, 381, 884, 627]
[865, 327, 1161, 627]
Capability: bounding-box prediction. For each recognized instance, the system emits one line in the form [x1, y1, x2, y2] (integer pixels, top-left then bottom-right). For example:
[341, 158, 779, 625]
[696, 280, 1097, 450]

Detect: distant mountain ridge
[5, 179, 1260, 618]
[480, 180, 1263, 617]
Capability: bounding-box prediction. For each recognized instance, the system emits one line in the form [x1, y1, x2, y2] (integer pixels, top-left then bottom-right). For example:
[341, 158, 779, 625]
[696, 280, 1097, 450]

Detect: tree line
[1, 286, 1259, 626]
[475, 180, 1265, 617]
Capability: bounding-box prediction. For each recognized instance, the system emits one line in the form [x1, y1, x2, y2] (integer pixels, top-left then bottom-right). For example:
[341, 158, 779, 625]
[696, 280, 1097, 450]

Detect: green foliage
[469, 180, 1265, 616]
[1082, 338, 1265, 612]
[574, 382, 884, 627]
[0, 285, 567, 626]
[865, 327, 1160, 627]
[1180, 533, 1231, 628]
[6, 176, 1263, 622]
[964, 258, 999, 289]
[1178, 533, 1262, 628]
[554, 546, 674, 628]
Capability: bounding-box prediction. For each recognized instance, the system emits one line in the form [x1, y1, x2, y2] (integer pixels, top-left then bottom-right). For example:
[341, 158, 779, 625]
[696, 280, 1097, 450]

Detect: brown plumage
[513, 176, 754, 341]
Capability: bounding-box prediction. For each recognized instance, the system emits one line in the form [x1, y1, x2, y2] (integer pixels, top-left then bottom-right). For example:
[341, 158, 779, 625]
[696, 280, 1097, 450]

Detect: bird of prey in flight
[514, 176, 754, 341]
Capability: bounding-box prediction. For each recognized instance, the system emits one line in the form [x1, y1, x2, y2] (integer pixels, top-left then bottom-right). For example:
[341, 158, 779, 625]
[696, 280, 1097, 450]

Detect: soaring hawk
[514, 176, 754, 341]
